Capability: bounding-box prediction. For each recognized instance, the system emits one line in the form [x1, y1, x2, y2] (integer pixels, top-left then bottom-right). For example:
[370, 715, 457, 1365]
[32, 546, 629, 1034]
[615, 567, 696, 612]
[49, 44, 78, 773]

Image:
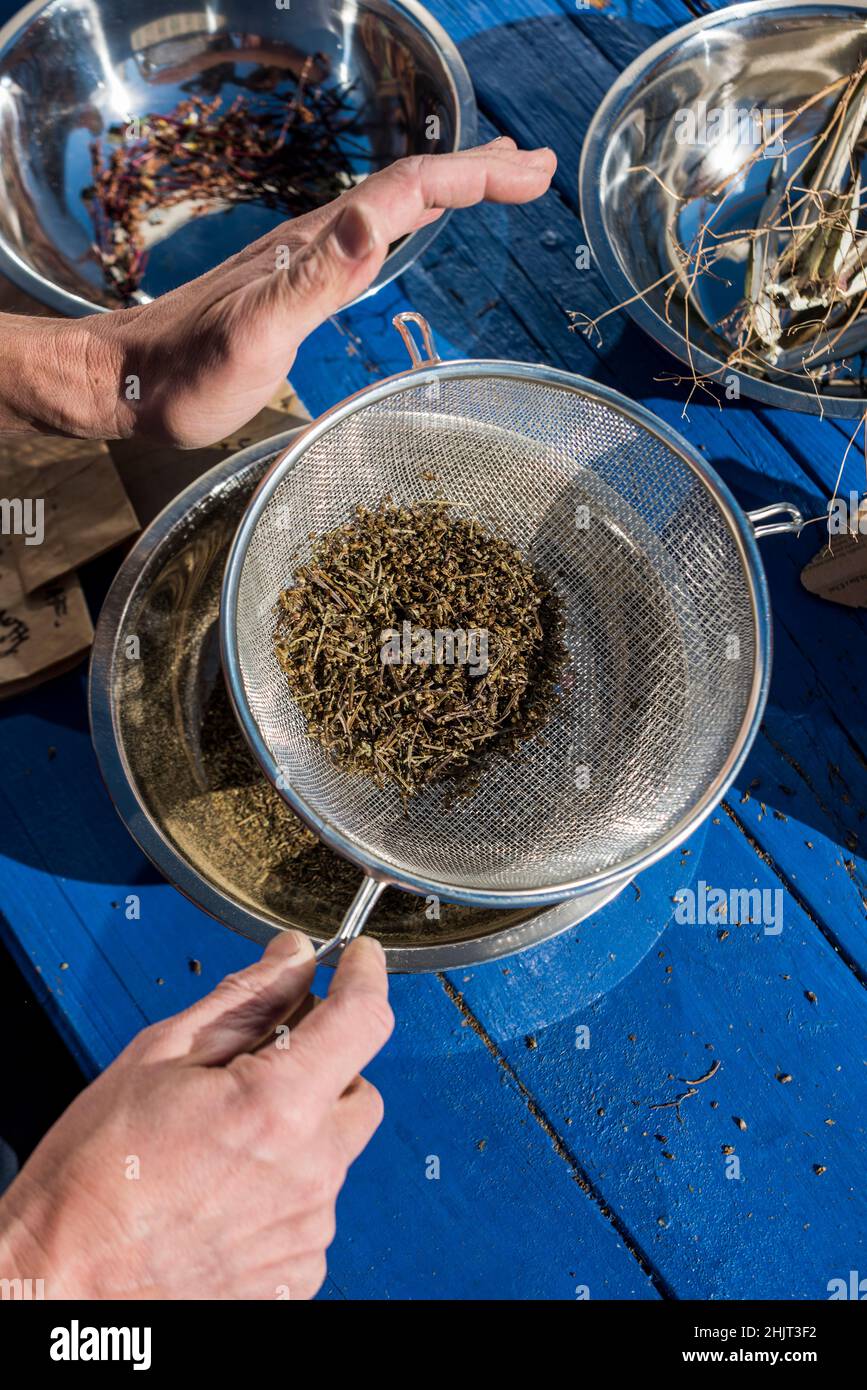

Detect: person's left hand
[85, 139, 556, 447]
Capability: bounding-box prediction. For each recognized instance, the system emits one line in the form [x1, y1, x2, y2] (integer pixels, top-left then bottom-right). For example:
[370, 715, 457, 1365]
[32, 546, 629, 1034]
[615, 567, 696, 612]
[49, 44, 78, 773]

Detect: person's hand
[79, 139, 554, 446]
[0, 933, 392, 1300]
[0, 141, 555, 441]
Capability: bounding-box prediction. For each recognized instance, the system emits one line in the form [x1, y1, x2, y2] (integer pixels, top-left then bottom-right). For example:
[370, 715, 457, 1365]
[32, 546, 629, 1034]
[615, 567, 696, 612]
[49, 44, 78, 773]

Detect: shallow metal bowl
[0, 0, 476, 314]
[88, 432, 627, 971]
[580, 0, 867, 417]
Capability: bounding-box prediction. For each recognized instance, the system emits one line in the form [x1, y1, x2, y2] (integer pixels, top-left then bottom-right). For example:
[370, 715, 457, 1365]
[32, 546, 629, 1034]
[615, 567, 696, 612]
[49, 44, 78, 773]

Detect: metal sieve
[221, 312, 803, 961]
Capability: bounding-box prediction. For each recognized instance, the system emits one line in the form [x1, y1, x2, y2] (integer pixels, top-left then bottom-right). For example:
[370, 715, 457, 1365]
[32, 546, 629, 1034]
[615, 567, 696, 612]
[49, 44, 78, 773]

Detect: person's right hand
[0, 933, 392, 1300]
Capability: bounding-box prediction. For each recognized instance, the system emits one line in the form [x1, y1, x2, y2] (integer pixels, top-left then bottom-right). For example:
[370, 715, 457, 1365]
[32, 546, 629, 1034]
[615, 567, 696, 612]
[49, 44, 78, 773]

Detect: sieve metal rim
[221, 352, 772, 908]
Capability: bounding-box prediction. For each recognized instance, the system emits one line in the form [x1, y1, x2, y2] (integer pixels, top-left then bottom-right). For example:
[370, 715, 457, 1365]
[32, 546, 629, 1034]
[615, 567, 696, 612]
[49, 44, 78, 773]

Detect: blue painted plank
[0, 673, 257, 1075]
[444, 812, 867, 1298]
[328, 970, 663, 1298]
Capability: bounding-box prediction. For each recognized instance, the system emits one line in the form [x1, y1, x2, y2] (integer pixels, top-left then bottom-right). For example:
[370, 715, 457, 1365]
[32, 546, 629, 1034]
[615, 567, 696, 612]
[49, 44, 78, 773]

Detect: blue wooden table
[2, 0, 867, 1300]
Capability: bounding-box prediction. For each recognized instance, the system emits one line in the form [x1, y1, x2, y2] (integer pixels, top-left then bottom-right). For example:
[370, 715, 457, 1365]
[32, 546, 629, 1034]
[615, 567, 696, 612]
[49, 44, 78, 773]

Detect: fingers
[255, 937, 393, 1101]
[233, 198, 384, 350]
[263, 135, 523, 246]
[134, 931, 317, 1065]
[234, 142, 556, 350]
[352, 143, 556, 226]
[409, 206, 447, 232]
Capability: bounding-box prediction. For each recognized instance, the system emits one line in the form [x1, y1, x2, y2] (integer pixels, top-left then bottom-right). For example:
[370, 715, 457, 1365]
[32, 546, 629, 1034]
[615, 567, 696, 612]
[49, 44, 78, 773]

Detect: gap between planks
[436, 971, 676, 1298]
[721, 800, 867, 990]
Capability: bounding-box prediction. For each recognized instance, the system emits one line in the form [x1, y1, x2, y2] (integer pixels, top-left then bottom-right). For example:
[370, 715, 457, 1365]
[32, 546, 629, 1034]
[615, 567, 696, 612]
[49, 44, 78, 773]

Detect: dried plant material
[649, 1085, 699, 1124]
[682, 1059, 721, 1086]
[572, 55, 867, 413]
[195, 679, 426, 918]
[272, 498, 567, 801]
[84, 68, 362, 301]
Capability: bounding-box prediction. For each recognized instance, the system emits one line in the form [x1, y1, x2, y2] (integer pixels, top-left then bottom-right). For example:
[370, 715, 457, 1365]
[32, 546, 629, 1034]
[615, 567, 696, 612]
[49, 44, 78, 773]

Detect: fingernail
[265, 929, 313, 959]
[356, 935, 386, 963]
[333, 203, 375, 259]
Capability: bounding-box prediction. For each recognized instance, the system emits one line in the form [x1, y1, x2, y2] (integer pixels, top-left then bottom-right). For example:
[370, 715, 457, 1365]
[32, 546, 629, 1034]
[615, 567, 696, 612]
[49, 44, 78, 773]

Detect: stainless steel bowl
[0, 0, 476, 315]
[88, 432, 628, 971]
[580, 0, 867, 417]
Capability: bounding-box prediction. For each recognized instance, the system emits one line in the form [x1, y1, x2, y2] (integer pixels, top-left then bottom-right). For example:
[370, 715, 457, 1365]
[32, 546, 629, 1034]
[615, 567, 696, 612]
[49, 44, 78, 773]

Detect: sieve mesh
[231, 369, 758, 898]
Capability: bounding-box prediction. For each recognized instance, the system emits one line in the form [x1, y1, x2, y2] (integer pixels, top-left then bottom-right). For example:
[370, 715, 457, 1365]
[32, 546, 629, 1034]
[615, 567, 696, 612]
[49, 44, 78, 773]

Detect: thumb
[139, 930, 317, 1066]
[274, 202, 382, 343]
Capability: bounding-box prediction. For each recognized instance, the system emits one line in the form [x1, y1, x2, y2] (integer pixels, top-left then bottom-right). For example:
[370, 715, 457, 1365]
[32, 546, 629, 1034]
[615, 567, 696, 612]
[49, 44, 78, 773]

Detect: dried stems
[84, 64, 365, 300]
[272, 498, 567, 802]
[571, 58, 867, 413]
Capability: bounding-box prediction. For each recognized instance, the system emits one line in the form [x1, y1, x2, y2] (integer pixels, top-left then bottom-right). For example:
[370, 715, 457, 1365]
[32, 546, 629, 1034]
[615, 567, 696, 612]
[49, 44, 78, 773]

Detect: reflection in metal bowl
[0, 0, 476, 314]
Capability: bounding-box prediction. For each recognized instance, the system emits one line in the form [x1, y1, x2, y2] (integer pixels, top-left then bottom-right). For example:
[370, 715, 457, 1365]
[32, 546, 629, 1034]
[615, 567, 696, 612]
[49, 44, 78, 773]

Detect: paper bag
[0, 542, 93, 699]
[0, 436, 140, 594]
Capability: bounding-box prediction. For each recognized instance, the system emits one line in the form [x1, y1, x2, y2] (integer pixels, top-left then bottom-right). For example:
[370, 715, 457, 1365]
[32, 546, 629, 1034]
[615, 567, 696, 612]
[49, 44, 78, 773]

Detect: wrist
[0, 308, 138, 440]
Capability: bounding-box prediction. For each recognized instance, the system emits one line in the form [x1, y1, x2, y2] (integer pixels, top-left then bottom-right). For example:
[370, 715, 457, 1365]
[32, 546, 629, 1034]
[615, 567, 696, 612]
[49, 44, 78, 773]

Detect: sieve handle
[313, 875, 387, 966]
[393, 311, 440, 367]
[746, 503, 804, 539]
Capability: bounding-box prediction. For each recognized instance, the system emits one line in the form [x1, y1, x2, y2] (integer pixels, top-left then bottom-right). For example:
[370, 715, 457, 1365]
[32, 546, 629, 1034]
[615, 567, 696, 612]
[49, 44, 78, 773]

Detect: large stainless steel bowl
[88, 432, 629, 971]
[0, 0, 476, 315]
[580, 0, 867, 417]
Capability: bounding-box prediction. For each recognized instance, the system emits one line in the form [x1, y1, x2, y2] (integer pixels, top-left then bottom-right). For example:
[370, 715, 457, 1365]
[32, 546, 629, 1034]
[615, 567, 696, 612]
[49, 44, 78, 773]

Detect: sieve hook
[313, 875, 387, 965]
[393, 311, 440, 367]
[747, 503, 804, 539]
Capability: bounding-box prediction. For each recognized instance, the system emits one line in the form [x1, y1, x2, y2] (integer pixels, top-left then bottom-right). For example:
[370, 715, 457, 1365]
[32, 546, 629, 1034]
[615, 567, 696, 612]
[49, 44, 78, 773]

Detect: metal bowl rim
[221, 356, 773, 905]
[578, 0, 867, 418]
[87, 429, 630, 969]
[0, 0, 477, 317]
